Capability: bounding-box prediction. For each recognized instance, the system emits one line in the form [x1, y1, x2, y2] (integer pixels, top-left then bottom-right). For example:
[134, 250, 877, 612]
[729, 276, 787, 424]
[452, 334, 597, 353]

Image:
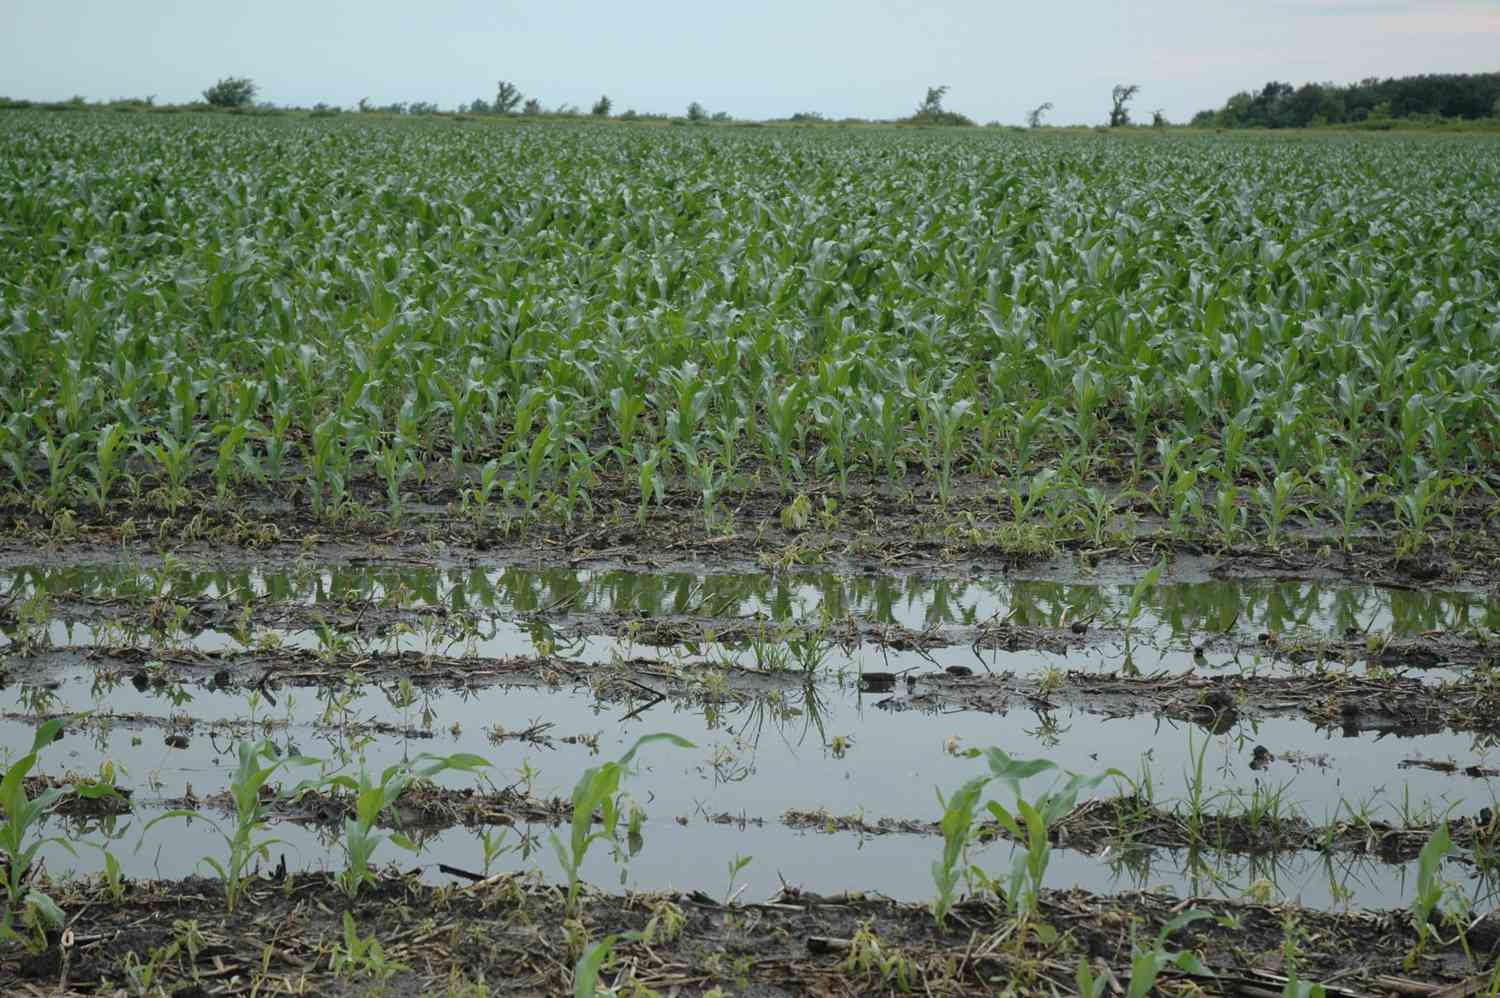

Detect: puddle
[5, 564, 1495, 684]
[5, 563, 1496, 643]
[13, 668, 1500, 910]
[4, 562, 1498, 911]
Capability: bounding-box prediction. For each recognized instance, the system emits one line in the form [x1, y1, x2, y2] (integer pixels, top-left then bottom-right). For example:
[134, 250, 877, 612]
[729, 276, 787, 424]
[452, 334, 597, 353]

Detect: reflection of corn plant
[1120, 559, 1165, 646]
[1, 718, 114, 949]
[146, 739, 319, 911]
[552, 734, 693, 916]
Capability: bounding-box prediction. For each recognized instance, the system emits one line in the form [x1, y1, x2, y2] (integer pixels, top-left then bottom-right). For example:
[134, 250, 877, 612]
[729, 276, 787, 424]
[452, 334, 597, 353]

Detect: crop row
[2, 115, 1498, 547]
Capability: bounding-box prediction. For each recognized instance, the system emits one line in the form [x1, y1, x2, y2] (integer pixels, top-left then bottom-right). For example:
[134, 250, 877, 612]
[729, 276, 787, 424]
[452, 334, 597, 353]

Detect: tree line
[1191, 72, 1500, 129]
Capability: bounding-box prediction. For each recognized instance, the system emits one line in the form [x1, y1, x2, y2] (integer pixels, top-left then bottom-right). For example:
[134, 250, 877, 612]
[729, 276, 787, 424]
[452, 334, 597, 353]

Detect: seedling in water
[146, 738, 319, 912]
[317, 751, 491, 899]
[1, 717, 114, 949]
[551, 733, 693, 916]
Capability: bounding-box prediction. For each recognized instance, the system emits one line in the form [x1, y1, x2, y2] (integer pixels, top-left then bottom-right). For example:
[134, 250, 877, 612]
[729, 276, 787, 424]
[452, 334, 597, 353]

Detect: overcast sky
[2, 0, 1496, 124]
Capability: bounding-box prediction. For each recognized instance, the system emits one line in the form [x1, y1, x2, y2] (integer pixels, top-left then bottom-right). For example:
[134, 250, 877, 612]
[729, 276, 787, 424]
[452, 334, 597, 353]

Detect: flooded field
[6, 561, 1498, 918]
[4, 113, 1500, 994]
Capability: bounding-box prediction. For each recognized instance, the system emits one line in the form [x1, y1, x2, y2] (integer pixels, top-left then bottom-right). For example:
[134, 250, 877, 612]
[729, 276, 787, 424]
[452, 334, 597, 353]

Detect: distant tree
[468, 97, 490, 114]
[1494, 95, 1500, 118]
[1109, 84, 1139, 127]
[918, 85, 950, 117]
[591, 95, 612, 117]
[711, 110, 731, 122]
[1151, 108, 1168, 128]
[906, 85, 974, 126]
[409, 101, 438, 114]
[1025, 101, 1053, 128]
[1215, 91, 1251, 127]
[686, 101, 707, 121]
[522, 97, 541, 115]
[1245, 81, 1294, 127]
[358, 97, 372, 113]
[1202, 72, 1500, 128]
[203, 77, 257, 108]
[495, 80, 523, 115]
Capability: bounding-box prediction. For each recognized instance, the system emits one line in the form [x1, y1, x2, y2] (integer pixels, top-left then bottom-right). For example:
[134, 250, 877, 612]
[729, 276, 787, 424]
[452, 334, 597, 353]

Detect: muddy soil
[4, 871, 1497, 995]
[9, 636, 1500, 741]
[2, 472, 1496, 589]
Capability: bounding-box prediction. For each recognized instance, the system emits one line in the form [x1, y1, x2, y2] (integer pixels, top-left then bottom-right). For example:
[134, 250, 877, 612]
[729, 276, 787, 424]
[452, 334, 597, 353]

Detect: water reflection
[4, 563, 1496, 642]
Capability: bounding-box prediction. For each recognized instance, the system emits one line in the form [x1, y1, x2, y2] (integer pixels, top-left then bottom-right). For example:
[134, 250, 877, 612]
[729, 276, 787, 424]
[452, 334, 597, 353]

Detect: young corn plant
[632, 444, 666, 526]
[932, 749, 1122, 933]
[318, 751, 491, 900]
[1122, 910, 1217, 997]
[1322, 460, 1376, 553]
[1405, 821, 1453, 969]
[1393, 473, 1452, 557]
[81, 421, 131, 514]
[931, 774, 992, 929]
[330, 912, 409, 981]
[1256, 470, 1303, 548]
[39, 430, 84, 508]
[551, 733, 693, 916]
[1, 718, 115, 950]
[572, 930, 644, 998]
[927, 396, 974, 504]
[145, 739, 319, 912]
[980, 748, 1123, 928]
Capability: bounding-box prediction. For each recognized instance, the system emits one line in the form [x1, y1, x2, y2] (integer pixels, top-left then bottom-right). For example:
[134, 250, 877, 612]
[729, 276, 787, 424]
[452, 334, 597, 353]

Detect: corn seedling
[551, 733, 693, 916]
[315, 751, 491, 899]
[1124, 910, 1217, 998]
[1, 717, 114, 949]
[145, 739, 319, 912]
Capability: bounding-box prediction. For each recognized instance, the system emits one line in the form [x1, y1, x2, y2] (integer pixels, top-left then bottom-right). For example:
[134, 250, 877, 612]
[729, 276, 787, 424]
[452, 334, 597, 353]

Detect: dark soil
[4, 871, 1497, 995]
[1, 471, 1496, 589]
